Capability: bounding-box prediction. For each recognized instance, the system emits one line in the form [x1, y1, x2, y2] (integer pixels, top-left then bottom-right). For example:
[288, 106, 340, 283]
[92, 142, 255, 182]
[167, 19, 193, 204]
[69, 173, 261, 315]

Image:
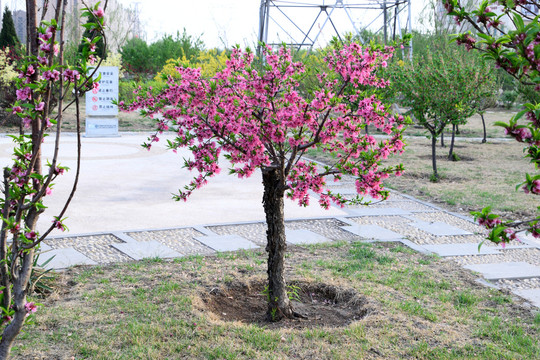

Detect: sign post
[85, 66, 120, 137]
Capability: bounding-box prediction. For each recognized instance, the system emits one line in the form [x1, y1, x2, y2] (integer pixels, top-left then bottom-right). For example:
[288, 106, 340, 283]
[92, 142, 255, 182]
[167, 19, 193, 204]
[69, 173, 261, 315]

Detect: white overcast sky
[116, 0, 427, 49]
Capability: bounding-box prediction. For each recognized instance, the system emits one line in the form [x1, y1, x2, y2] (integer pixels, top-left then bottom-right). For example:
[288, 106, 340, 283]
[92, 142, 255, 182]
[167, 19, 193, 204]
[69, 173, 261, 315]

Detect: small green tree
[0, 7, 19, 50]
[387, 38, 494, 178]
[120, 37, 151, 76]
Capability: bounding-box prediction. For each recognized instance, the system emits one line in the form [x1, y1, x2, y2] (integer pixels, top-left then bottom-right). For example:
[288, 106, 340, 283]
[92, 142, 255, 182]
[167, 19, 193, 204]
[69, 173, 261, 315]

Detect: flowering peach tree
[122, 44, 408, 321]
[444, 0, 540, 247]
[0, 1, 106, 358]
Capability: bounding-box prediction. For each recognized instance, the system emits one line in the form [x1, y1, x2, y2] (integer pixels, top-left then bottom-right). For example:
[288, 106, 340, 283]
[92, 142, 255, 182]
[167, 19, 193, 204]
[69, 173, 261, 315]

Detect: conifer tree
[0, 7, 20, 49]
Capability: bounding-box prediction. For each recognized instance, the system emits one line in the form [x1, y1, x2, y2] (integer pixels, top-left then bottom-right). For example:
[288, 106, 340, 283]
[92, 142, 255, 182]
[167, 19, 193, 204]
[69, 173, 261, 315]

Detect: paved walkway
[1, 133, 539, 308]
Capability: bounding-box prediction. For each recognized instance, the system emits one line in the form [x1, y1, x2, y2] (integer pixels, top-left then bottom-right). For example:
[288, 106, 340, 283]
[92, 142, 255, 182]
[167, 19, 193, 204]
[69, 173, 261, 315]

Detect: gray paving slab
[347, 207, 413, 216]
[194, 234, 259, 252]
[111, 231, 137, 244]
[193, 225, 219, 236]
[409, 221, 472, 236]
[285, 229, 331, 245]
[399, 239, 432, 255]
[423, 243, 501, 257]
[111, 240, 183, 261]
[341, 225, 403, 241]
[36, 248, 98, 269]
[513, 288, 540, 308]
[464, 262, 540, 280]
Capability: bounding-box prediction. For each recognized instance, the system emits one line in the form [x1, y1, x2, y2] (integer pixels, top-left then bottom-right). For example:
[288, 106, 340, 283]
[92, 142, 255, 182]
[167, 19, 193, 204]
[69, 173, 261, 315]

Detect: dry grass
[310, 109, 537, 221]
[383, 137, 535, 220]
[11, 242, 540, 359]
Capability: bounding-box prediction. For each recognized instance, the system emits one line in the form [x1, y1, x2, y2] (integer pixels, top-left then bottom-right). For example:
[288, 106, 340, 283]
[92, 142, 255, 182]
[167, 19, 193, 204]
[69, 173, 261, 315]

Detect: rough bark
[440, 130, 445, 147]
[448, 123, 457, 161]
[262, 167, 293, 321]
[0, 2, 38, 358]
[0, 249, 34, 360]
[431, 134, 439, 180]
[480, 113, 487, 143]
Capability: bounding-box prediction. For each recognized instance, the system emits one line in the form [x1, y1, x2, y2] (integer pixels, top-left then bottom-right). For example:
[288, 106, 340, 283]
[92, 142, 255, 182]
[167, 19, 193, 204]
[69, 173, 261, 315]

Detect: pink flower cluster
[456, 34, 476, 51]
[121, 44, 406, 207]
[24, 302, 37, 314]
[477, 216, 502, 228]
[504, 125, 533, 142]
[523, 179, 540, 194]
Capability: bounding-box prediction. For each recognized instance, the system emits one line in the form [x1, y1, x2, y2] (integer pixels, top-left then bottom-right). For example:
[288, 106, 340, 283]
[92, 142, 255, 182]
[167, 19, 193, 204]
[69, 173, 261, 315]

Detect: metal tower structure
[131, 2, 143, 39]
[258, 0, 412, 52]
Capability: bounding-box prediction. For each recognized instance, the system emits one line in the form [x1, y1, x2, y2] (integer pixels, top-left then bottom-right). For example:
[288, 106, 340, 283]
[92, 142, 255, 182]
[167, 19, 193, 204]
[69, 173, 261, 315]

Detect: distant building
[12, 9, 25, 44]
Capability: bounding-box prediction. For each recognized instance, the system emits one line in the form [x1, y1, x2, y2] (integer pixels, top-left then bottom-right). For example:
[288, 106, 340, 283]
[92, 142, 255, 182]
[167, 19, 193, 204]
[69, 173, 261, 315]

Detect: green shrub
[119, 80, 165, 104]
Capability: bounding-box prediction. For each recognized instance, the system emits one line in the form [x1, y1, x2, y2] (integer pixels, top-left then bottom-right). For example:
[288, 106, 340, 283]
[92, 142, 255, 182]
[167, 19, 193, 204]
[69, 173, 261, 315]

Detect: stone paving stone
[409, 221, 472, 236]
[286, 219, 359, 241]
[513, 288, 540, 308]
[194, 234, 259, 252]
[422, 243, 501, 257]
[37, 248, 98, 269]
[464, 261, 540, 280]
[347, 208, 413, 216]
[127, 228, 215, 256]
[45, 234, 132, 263]
[208, 223, 267, 246]
[112, 240, 183, 261]
[285, 229, 331, 245]
[341, 224, 403, 241]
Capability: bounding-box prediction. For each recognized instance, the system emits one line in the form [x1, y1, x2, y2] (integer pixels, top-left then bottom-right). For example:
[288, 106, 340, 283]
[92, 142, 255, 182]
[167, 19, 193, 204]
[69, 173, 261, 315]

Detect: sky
[116, 0, 427, 49]
[117, 0, 261, 48]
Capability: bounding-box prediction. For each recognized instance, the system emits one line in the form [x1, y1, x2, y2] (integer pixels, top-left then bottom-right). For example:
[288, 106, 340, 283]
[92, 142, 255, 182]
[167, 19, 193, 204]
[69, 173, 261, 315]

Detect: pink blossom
[12, 106, 22, 114]
[52, 220, 65, 231]
[16, 87, 31, 101]
[93, 8, 105, 18]
[43, 70, 60, 81]
[37, 56, 48, 65]
[62, 69, 80, 83]
[24, 302, 37, 314]
[22, 117, 31, 128]
[35, 102, 45, 111]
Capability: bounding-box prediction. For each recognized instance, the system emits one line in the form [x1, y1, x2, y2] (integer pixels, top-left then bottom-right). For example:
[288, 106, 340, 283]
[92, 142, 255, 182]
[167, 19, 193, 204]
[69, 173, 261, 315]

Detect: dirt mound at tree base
[197, 279, 372, 329]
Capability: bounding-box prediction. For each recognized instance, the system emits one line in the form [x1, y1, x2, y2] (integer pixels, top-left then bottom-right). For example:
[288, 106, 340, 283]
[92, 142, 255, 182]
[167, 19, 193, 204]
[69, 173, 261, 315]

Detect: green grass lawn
[12, 242, 540, 359]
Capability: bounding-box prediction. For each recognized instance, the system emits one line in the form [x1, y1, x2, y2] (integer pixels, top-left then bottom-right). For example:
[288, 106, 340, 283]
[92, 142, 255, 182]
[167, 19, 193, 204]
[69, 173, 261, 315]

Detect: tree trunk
[448, 124, 457, 161]
[0, 249, 34, 360]
[0, 2, 38, 358]
[262, 167, 293, 321]
[480, 113, 487, 143]
[431, 134, 438, 180]
[440, 130, 445, 147]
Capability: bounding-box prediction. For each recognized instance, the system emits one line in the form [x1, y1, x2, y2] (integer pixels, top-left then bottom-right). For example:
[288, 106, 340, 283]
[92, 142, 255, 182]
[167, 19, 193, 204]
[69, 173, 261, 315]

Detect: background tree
[0, 8, 19, 50]
[121, 44, 408, 321]
[386, 39, 495, 179]
[121, 30, 204, 77]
